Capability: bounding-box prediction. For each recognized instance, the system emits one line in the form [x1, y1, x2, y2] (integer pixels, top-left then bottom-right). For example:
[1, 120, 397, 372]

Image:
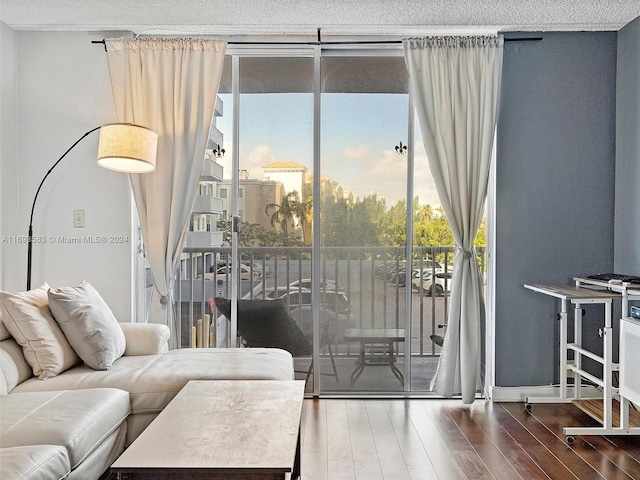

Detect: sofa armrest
[119, 323, 170, 356]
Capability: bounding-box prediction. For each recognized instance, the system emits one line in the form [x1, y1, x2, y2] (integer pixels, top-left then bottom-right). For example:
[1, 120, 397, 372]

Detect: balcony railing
[200, 157, 224, 182]
[191, 194, 223, 214]
[177, 246, 486, 356]
[183, 231, 225, 249]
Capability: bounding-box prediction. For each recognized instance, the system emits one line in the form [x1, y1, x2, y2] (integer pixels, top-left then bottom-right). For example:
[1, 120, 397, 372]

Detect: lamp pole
[26, 126, 101, 290]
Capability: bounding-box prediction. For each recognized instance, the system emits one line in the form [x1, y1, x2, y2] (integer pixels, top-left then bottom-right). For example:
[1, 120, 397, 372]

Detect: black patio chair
[212, 297, 338, 383]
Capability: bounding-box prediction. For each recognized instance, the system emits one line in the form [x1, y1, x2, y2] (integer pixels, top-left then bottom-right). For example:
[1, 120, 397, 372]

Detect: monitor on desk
[587, 273, 640, 284]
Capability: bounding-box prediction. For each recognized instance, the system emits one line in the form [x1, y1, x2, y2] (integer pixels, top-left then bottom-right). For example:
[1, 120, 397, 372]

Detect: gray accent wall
[495, 32, 618, 387]
[615, 17, 640, 275]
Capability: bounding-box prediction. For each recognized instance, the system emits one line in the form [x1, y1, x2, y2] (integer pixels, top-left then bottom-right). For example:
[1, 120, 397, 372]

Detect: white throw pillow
[48, 280, 126, 370]
[0, 284, 81, 379]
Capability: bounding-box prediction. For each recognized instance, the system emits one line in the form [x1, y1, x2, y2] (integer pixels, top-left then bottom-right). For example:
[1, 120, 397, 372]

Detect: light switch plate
[73, 210, 85, 228]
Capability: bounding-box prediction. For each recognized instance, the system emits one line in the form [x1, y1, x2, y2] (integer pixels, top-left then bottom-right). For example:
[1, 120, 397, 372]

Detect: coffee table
[111, 380, 305, 479]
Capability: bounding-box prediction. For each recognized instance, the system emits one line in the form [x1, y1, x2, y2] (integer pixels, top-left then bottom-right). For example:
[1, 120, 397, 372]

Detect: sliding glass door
[199, 44, 462, 394]
[319, 54, 411, 392]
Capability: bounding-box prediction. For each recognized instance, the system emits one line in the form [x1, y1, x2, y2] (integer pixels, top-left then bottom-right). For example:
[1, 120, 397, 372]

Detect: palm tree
[265, 191, 299, 236]
[292, 184, 313, 245]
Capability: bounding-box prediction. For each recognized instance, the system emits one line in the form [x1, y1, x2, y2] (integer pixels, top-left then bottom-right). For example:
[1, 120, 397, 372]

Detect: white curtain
[404, 36, 503, 403]
[106, 38, 226, 348]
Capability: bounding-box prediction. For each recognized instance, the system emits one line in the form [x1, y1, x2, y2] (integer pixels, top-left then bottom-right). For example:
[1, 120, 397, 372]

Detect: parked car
[385, 263, 406, 283]
[289, 304, 356, 342]
[415, 259, 445, 272]
[411, 269, 451, 296]
[375, 260, 405, 278]
[281, 289, 351, 315]
[287, 278, 344, 292]
[202, 264, 262, 281]
[397, 269, 414, 287]
[212, 261, 270, 276]
[279, 289, 355, 342]
[249, 261, 271, 276]
[390, 260, 446, 287]
[267, 288, 351, 315]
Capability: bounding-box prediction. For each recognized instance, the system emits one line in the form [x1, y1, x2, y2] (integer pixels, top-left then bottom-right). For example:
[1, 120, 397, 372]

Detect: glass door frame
[225, 43, 416, 395]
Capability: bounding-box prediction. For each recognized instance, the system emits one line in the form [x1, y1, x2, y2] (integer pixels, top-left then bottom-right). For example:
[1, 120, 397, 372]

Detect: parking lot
[261, 259, 448, 357]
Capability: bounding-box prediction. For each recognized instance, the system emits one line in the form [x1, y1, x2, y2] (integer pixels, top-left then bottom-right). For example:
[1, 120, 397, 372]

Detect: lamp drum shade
[97, 123, 158, 173]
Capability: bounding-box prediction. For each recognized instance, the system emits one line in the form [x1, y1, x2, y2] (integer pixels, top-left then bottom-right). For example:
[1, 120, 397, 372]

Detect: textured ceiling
[1, 0, 639, 34]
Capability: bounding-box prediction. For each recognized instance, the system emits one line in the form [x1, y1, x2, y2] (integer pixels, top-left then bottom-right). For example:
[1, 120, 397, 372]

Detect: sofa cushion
[0, 388, 130, 470]
[12, 348, 294, 415]
[0, 338, 34, 395]
[0, 284, 80, 379]
[0, 445, 70, 480]
[48, 280, 126, 370]
[0, 309, 11, 340]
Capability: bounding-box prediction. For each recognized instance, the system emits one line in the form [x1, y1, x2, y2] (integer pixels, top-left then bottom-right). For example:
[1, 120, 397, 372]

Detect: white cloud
[342, 144, 440, 207]
[341, 144, 371, 159]
[219, 143, 276, 179]
[413, 143, 440, 207]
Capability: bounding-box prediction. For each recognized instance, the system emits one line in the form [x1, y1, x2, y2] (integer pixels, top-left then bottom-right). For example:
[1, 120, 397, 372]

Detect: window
[219, 188, 227, 199]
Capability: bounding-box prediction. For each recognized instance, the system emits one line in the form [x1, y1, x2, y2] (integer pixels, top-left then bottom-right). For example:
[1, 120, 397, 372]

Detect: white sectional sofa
[0, 284, 294, 480]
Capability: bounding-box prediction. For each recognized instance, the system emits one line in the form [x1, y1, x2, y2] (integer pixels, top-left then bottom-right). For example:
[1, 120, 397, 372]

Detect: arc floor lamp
[26, 123, 158, 290]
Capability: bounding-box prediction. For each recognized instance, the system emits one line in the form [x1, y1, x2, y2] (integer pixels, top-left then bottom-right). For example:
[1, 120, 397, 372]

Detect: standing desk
[574, 276, 640, 318]
[574, 277, 640, 436]
[523, 283, 640, 441]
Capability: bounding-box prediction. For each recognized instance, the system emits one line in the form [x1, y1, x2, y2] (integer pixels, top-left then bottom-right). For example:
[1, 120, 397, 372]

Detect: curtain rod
[91, 34, 541, 50]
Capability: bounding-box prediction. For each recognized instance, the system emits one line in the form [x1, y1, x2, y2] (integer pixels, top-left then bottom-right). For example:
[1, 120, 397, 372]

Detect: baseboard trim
[489, 385, 602, 403]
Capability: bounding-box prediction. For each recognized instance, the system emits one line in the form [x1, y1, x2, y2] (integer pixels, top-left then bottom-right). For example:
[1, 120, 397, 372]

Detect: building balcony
[184, 231, 224, 249]
[200, 157, 223, 181]
[192, 195, 223, 214]
[214, 95, 223, 117]
[207, 125, 223, 151]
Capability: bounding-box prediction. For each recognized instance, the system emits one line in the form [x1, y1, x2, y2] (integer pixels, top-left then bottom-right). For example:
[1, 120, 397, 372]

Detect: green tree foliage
[318, 194, 485, 249]
[474, 217, 487, 247]
[379, 199, 407, 246]
[216, 219, 266, 247]
[321, 199, 350, 247]
[260, 188, 486, 249]
[414, 204, 455, 247]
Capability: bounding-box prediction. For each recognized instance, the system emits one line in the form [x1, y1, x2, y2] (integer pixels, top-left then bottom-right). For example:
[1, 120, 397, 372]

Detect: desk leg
[525, 298, 573, 407]
[574, 303, 582, 400]
[560, 298, 568, 399]
[603, 302, 613, 429]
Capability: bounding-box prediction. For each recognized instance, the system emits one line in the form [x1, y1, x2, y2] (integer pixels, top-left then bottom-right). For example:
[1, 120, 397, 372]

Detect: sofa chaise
[0, 282, 294, 480]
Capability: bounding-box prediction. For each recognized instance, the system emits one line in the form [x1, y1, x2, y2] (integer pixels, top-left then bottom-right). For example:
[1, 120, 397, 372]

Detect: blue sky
[216, 92, 440, 207]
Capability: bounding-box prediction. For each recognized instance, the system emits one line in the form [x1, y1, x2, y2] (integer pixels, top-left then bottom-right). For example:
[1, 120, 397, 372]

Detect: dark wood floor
[300, 399, 640, 480]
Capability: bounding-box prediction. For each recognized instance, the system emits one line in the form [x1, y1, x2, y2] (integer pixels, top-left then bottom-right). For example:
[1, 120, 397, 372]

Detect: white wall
[1, 22, 18, 292]
[3, 30, 136, 321]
